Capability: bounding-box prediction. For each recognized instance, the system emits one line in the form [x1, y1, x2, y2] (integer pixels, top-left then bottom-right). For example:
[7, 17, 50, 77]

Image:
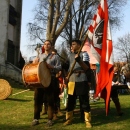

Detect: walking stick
[67, 32, 88, 80]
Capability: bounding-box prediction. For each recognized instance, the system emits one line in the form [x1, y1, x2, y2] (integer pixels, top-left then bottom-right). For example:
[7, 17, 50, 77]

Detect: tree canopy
[27, 0, 127, 47]
[114, 33, 130, 62]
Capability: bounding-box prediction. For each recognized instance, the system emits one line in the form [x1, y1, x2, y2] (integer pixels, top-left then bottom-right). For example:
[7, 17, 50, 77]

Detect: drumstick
[12, 89, 30, 96]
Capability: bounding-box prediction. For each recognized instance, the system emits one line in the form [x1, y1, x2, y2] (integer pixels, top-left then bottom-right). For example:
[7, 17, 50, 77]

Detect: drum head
[0, 79, 12, 100]
[38, 61, 51, 87]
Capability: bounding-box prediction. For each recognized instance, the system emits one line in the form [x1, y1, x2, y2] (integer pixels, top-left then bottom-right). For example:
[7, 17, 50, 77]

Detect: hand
[115, 81, 119, 84]
[75, 54, 79, 58]
[64, 77, 69, 84]
[75, 54, 81, 62]
[46, 63, 54, 69]
[33, 57, 39, 64]
[63, 83, 67, 88]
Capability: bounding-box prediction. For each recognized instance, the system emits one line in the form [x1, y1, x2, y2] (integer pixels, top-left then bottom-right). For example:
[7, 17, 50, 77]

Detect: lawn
[0, 79, 130, 130]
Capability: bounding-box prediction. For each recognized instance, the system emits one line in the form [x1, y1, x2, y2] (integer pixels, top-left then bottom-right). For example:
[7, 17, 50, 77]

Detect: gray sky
[20, 0, 130, 59]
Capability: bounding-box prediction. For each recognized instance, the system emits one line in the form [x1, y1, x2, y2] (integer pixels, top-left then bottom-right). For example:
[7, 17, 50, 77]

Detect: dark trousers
[67, 89, 90, 113]
[67, 94, 90, 112]
[34, 88, 44, 119]
[34, 76, 60, 120]
[105, 87, 122, 115]
[111, 88, 121, 114]
[111, 87, 118, 99]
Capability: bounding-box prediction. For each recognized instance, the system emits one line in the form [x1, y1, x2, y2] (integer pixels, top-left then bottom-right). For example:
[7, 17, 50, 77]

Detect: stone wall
[0, 0, 8, 65]
[0, 62, 23, 84]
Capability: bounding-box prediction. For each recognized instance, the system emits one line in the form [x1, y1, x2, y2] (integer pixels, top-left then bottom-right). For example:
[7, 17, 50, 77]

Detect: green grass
[0, 79, 130, 130]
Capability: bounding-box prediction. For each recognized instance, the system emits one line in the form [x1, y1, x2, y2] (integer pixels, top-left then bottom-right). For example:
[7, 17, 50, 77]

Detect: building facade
[0, 0, 22, 66]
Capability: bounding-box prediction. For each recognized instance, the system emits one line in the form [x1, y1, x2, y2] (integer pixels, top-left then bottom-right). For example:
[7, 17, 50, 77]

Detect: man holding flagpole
[87, 0, 114, 116]
[63, 39, 92, 128]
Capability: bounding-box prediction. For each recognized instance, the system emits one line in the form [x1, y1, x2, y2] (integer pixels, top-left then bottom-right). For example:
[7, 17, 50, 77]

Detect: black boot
[80, 109, 84, 121]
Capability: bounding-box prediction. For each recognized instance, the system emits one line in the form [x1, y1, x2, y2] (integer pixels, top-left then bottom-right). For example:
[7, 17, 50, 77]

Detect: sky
[20, 0, 130, 59]
[20, 0, 38, 59]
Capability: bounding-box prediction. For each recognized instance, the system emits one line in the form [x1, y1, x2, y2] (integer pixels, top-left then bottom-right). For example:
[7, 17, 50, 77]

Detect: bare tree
[60, 0, 98, 44]
[27, 0, 74, 46]
[108, 0, 127, 30]
[61, 0, 127, 46]
[27, 0, 127, 48]
[114, 33, 130, 62]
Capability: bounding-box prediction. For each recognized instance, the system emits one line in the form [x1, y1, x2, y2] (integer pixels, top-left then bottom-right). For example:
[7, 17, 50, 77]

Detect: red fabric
[42, 46, 45, 53]
[59, 77, 63, 84]
[88, 0, 114, 115]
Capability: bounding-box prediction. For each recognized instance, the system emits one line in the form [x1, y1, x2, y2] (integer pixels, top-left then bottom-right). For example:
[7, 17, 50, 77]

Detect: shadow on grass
[6, 98, 32, 102]
[92, 107, 130, 127]
[0, 103, 129, 129]
[58, 98, 130, 128]
[0, 125, 31, 130]
[73, 102, 130, 127]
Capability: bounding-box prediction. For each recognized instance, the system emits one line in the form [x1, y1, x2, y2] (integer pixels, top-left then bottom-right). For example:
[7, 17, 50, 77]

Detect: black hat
[72, 39, 82, 45]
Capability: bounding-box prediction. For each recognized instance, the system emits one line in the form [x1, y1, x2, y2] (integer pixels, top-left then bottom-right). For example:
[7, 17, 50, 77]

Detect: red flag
[88, 0, 114, 115]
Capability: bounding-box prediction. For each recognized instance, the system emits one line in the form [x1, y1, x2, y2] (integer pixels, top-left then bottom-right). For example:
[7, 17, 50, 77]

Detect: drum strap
[49, 54, 55, 59]
[43, 53, 52, 61]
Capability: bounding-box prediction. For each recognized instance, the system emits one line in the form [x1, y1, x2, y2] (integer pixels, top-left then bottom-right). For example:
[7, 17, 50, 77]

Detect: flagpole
[67, 31, 88, 79]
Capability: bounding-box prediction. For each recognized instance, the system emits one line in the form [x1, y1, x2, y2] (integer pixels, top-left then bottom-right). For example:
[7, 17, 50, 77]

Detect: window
[9, 5, 17, 26]
[7, 40, 15, 64]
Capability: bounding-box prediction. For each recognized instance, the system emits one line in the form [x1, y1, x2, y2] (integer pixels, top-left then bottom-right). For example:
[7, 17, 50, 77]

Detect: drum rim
[39, 61, 51, 87]
[22, 63, 27, 85]
[22, 61, 51, 88]
[37, 62, 41, 83]
[22, 62, 41, 85]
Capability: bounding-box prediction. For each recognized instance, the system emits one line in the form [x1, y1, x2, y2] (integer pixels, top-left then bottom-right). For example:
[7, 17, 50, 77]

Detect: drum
[22, 61, 51, 88]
